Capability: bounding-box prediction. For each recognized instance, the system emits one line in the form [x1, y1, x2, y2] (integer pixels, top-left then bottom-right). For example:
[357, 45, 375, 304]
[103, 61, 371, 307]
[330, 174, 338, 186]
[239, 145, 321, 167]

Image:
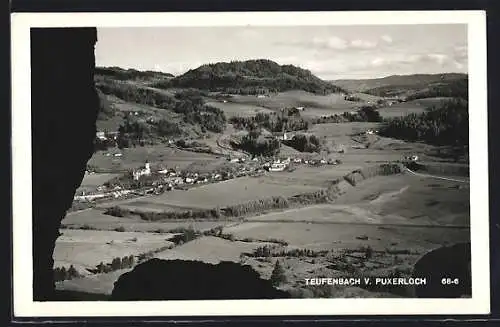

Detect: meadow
[101, 175, 323, 212]
[61, 208, 230, 232]
[204, 100, 273, 118]
[88, 145, 220, 171]
[53, 229, 176, 274]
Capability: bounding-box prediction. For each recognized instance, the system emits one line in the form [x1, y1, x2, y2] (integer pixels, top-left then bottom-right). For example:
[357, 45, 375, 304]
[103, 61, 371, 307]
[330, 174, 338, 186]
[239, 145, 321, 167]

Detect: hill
[93, 71, 227, 145]
[152, 59, 346, 95]
[95, 67, 174, 87]
[332, 73, 467, 95]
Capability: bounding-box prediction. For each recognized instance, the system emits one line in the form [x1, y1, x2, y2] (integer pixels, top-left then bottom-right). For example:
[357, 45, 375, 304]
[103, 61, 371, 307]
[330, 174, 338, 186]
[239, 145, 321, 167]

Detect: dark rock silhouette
[31, 28, 99, 300]
[110, 259, 291, 300]
[412, 242, 471, 298]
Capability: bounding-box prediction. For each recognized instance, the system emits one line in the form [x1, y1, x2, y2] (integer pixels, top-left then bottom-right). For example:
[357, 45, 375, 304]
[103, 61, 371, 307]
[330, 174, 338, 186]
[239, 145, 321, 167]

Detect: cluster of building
[74, 186, 133, 202]
[261, 156, 342, 172]
[96, 131, 119, 142]
[76, 150, 344, 203]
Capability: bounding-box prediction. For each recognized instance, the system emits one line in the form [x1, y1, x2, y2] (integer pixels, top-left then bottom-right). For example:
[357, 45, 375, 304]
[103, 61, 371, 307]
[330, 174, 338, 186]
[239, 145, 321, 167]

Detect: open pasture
[53, 229, 175, 272]
[310, 122, 381, 138]
[78, 173, 121, 190]
[62, 208, 228, 232]
[228, 91, 356, 110]
[154, 236, 273, 264]
[223, 220, 468, 252]
[264, 165, 365, 188]
[114, 176, 323, 211]
[224, 172, 470, 251]
[407, 97, 456, 109]
[88, 145, 219, 171]
[377, 102, 427, 118]
[205, 100, 273, 118]
[248, 174, 470, 227]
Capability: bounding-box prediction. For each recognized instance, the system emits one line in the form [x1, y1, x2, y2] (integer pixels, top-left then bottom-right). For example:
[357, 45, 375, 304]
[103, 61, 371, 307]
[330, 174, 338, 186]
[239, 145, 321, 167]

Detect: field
[226, 91, 355, 110]
[99, 175, 323, 212]
[78, 173, 121, 191]
[244, 174, 469, 227]
[61, 208, 229, 232]
[205, 100, 273, 118]
[88, 145, 220, 171]
[53, 229, 176, 274]
[154, 236, 274, 263]
[377, 103, 427, 118]
[407, 97, 456, 108]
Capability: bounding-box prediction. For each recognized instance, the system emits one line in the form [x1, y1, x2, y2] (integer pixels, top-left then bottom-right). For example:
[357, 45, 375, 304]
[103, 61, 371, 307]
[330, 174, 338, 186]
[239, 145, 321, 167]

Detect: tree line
[229, 111, 310, 133]
[379, 98, 468, 146]
[283, 134, 322, 153]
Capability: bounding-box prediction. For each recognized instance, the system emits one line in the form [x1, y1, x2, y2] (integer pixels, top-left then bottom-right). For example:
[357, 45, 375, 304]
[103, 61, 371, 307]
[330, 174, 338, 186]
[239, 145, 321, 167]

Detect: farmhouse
[269, 162, 286, 172]
[96, 131, 107, 141]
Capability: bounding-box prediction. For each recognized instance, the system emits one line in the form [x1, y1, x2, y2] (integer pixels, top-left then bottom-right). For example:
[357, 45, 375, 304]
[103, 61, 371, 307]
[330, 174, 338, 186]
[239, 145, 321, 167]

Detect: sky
[95, 24, 467, 80]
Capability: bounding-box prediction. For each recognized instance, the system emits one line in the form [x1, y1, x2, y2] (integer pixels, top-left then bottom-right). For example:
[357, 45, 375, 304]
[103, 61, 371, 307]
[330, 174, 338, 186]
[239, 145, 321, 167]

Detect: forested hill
[95, 66, 174, 81]
[152, 59, 346, 95]
[332, 73, 468, 94]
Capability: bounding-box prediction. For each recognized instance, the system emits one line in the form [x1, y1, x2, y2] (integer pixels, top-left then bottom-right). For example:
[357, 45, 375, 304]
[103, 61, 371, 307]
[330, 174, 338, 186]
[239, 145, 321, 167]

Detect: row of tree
[54, 265, 80, 282]
[95, 255, 136, 274]
[230, 112, 310, 133]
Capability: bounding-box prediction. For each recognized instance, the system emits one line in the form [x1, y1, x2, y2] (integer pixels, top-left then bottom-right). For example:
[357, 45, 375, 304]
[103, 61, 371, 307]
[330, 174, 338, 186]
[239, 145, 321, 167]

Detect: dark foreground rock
[111, 259, 291, 300]
[412, 242, 471, 298]
[31, 28, 99, 300]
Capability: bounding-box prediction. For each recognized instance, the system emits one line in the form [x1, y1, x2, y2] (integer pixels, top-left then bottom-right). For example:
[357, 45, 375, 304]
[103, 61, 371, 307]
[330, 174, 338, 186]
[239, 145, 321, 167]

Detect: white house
[269, 163, 286, 172]
[96, 131, 107, 141]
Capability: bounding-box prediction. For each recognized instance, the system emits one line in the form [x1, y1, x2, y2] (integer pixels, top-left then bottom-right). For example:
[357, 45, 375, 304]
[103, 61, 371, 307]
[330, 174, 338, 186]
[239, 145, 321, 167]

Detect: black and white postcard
[11, 10, 490, 317]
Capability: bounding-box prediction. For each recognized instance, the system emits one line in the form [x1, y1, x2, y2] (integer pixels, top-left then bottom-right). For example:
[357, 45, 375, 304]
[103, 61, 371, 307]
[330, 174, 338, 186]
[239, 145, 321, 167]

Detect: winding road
[404, 167, 470, 184]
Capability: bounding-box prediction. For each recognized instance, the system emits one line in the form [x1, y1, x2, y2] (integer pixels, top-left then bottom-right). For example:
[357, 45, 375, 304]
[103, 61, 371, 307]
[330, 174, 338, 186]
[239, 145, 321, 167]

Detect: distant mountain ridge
[332, 73, 468, 93]
[153, 59, 346, 95]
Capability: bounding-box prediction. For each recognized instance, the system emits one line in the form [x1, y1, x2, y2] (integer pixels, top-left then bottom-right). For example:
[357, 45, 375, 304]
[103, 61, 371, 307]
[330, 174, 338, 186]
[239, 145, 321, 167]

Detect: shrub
[270, 260, 287, 286]
[105, 206, 131, 218]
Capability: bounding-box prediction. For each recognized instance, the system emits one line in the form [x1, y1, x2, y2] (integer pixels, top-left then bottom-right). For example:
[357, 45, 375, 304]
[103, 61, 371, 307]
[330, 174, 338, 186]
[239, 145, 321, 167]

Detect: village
[75, 150, 345, 205]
